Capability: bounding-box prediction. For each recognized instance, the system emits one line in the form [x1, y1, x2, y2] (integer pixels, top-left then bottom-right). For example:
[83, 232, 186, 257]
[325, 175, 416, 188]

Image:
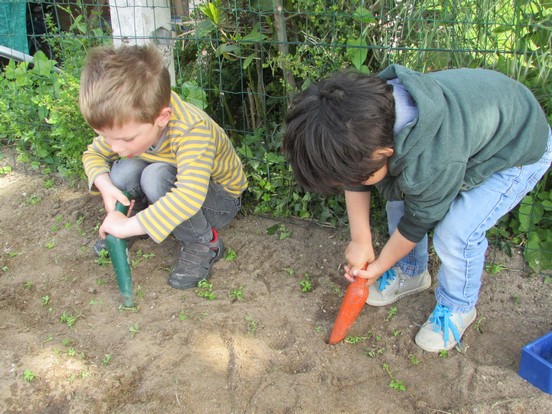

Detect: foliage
[1, 0, 551, 270]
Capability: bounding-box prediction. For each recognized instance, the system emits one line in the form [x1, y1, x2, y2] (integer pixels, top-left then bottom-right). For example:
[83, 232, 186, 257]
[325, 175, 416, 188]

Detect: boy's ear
[373, 147, 394, 158]
[155, 107, 172, 128]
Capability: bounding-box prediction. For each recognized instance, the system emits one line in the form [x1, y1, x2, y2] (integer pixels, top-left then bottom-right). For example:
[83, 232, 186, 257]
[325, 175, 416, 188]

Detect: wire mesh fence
[1, 0, 551, 274]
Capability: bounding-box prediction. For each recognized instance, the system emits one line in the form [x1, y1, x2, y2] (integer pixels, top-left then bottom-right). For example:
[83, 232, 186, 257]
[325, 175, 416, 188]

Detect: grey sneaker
[168, 229, 225, 290]
[366, 267, 431, 306]
[415, 304, 477, 352]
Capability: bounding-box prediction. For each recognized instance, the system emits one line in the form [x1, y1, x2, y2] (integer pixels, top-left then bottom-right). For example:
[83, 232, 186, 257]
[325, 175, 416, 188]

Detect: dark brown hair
[282, 70, 395, 195]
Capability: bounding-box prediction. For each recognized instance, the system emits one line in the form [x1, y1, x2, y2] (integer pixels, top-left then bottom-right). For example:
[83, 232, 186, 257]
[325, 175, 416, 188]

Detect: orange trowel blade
[328, 263, 369, 345]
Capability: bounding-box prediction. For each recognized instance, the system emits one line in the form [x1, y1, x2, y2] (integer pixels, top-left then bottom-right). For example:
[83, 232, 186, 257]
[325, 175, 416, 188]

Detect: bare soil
[1, 156, 552, 413]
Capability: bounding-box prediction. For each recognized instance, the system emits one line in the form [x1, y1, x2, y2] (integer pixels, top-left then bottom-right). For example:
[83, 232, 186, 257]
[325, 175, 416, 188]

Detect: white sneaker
[366, 267, 431, 306]
[415, 304, 477, 352]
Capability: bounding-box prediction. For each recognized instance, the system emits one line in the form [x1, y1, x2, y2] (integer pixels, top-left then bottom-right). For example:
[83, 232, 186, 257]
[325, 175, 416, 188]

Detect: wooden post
[108, 0, 175, 85]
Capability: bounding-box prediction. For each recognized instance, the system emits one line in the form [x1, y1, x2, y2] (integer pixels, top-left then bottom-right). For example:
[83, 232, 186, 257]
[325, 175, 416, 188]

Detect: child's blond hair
[79, 44, 171, 130]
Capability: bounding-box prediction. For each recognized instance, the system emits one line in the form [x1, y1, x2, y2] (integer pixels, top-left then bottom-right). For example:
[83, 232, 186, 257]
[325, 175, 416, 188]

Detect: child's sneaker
[168, 229, 225, 290]
[415, 304, 477, 352]
[366, 267, 431, 306]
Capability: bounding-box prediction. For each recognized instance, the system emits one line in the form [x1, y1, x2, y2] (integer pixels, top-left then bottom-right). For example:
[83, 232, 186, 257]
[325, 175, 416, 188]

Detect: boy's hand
[94, 173, 131, 213]
[344, 241, 375, 282]
[99, 210, 145, 239]
[344, 261, 384, 285]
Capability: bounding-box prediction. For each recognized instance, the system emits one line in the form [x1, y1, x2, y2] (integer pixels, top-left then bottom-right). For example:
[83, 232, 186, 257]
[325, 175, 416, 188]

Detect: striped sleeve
[82, 137, 120, 191]
[136, 94, 247, 243]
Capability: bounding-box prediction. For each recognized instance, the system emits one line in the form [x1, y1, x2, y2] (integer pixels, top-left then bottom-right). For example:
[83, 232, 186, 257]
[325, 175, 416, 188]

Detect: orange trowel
[328, 262, 369, 344]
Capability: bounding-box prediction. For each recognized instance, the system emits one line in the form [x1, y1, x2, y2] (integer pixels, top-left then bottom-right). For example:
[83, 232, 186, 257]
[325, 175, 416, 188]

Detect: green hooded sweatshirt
[376, 65, 549, 243]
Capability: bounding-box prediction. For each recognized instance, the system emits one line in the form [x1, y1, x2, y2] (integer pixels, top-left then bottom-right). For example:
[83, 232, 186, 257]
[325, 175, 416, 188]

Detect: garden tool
[328, 262, 369, 345]
[106, 193, 134, 307]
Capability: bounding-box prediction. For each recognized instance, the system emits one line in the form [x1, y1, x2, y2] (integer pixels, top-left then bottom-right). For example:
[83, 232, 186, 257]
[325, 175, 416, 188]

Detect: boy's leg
[366, 200, 431, 306]
[110, 158, 150, 204]
[416, 130, 552, 352]
[140, 163, 241, 289]
[169, 181, 241, 289]
[386, 200, 428, 275]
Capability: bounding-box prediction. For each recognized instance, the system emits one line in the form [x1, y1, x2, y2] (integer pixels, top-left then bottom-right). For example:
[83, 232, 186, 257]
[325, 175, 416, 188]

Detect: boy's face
[94, 108, 171, 158]
[361, 147, 394, 185]
[362, 162, 389, 185]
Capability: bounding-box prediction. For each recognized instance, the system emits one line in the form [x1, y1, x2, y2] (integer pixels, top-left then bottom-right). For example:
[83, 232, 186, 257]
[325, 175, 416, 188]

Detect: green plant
[129, 322, 140, 338]
[60, 311, 79, 328]
[196, 280, 217, 300]
[438, 350, 449, 358]
[299, 273, 312, 293]
[224, 248, 237, 261]
[383, 363, 406, 391]
[474, 317, 486, 334]
[23, 369, 37, 382]
[485, 262, 508, 275]
[228, 286, 244, 300]
[94, 250, 111, 267]
[245, 315, 258, 335]
[409, 355, 421, 366]
[385, 307, 398, 321]
[266, 223, 292, 240]
[41, 295, 50, 306]
[345, 335, 370, 344]
[102, 354, 112, 366]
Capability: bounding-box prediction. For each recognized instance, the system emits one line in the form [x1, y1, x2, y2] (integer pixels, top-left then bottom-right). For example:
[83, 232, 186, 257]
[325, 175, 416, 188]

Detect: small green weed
[94, 250, 111, 266]
[129, 322, 140, 338]
[60, 311, 79, 328]
[299, 273, 312, 293]
[283, 267, 295, 277]
[0, 165, 12, 175]
[409, 355, 421, 366]
[245, 315, 258, 335]
[267, 224, 292, 240]
[385, 306, 398, 321]
[383, 363, 406, 391]
[438, 350, 449, 358]
[102, 354, 112, 366]
[228, 286, 244, 300]
[43, 178, 54, 189]
[485, 262, 507, 275]
[196, 280, 217, 300]
[224, 248, 237, 261]
[474, 317, 485, 333]
[23, 369, 37, 382]
[24, 281, 33, 289]
[178, 311, 189, 321]
[26, 195, 42, 205]
[345, 335, 369, 344]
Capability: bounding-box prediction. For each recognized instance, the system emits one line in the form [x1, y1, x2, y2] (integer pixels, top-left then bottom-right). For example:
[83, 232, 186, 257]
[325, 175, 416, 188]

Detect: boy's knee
[141, 163, 177, 201]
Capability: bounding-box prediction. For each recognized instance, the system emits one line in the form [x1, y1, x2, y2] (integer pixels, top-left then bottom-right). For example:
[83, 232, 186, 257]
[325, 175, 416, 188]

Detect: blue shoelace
[429, 304, 461, 347]
[378, 268, 397, 291]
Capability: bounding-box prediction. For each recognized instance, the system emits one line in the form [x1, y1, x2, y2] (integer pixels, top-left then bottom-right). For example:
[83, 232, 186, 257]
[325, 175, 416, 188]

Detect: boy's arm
[344, 190, 375, 278]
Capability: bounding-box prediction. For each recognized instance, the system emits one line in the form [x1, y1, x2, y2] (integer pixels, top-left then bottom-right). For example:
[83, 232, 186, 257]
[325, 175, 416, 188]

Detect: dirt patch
[1, 158, 552, 413]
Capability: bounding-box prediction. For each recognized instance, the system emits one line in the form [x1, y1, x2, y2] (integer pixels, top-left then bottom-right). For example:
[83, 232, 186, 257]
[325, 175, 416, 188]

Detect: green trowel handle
[106, 194, 134, 307]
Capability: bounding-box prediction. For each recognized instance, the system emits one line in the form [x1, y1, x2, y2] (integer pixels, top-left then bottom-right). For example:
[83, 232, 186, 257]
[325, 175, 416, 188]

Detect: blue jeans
[109, 158, 241, 244]
[387, 129, 552, 313]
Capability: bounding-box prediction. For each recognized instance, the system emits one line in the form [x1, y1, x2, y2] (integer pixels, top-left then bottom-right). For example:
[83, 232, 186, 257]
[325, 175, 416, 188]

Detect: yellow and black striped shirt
[82, 92, 247, 243]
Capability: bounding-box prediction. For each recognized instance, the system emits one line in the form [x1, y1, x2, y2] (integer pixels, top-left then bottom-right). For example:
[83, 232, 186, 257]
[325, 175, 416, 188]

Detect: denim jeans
[109, 158, 242, 244]
[386, 128, 552, 313]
